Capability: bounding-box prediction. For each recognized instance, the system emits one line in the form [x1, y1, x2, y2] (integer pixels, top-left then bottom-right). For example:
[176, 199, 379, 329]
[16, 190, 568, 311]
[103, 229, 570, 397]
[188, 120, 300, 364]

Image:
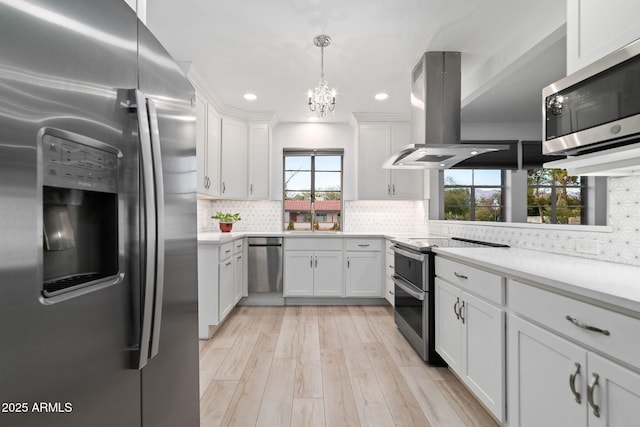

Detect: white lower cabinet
[508, 278, 640, 427]
[284, 250, 343, 297]
[508, 314, 640, 427]
[218, 255, 234, 321]
[197, 238, 244, 339]
[435, 277, 505, 422]
[385, 239, 394, 305]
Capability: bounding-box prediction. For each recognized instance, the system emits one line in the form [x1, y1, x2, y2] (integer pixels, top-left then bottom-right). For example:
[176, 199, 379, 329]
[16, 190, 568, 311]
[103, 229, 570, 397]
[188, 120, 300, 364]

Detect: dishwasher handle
[248, 243, 282, 247]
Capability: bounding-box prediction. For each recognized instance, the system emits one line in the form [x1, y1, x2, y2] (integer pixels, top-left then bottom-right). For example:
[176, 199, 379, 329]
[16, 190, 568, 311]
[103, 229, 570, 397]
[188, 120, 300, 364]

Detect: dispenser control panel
[42, 134, 118, 193]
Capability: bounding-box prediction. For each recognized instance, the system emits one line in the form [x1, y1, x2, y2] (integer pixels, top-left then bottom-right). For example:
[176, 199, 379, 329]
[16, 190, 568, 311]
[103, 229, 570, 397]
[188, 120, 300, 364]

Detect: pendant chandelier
[308, 34, 336, 118]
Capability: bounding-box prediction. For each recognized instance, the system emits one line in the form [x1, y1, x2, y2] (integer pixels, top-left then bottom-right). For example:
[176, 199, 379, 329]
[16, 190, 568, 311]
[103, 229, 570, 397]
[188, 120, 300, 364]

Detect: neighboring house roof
[284, 200, 341, 211]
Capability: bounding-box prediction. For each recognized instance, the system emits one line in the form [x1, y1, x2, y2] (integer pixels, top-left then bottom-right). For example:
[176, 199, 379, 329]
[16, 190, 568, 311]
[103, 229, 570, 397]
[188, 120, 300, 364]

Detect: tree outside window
[527, 168, 584, 224]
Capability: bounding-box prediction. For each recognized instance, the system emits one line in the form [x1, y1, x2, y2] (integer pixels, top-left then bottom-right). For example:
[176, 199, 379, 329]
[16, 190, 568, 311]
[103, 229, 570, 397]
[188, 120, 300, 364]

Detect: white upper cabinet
[248, 123, 270, 199]
[357, 123, 423, 200]
[195, 93, 220, 197]
[220, 117, 248, 199]
[567, 0, 640, 73]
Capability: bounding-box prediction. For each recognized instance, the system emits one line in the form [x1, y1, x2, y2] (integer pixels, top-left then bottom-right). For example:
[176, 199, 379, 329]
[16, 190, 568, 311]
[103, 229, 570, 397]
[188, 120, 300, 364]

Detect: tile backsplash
[197, 199, 428, 234]
[198, 175, 640, 266]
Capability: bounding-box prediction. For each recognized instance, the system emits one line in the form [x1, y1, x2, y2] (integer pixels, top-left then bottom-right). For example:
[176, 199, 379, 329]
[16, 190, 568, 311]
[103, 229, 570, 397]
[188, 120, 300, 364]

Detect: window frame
[443, 169, 506, 222]
[526, 168, 587, 225]
[282, 149, 344, 232]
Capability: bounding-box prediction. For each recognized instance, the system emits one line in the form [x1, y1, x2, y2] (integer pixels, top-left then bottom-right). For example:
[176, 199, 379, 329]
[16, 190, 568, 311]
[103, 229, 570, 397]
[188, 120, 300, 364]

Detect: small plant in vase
[211, 212, 241, 232]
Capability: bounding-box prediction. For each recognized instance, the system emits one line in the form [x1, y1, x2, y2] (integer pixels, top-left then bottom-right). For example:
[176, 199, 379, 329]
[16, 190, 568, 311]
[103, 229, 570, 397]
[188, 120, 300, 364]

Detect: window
[283, 150, 343, 232]
[527, 168, 585, 224]
[443, 169, 505, 221]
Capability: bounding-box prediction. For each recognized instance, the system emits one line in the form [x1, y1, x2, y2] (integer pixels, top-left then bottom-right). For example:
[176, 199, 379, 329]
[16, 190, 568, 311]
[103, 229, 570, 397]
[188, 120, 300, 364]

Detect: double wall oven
[391, 237, 508, 364]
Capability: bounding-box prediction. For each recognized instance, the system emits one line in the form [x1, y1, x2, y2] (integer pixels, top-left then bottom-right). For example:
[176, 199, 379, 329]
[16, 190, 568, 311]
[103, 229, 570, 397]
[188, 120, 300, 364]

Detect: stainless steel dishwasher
[244, 237, 284, 305]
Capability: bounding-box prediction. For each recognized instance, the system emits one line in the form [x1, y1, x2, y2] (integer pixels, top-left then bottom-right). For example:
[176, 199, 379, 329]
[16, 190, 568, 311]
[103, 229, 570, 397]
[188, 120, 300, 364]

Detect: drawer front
[509, 279, 640, 370]
[219, 242, 234, 261]
[285, 237, 343, 251]
[435, 256, 504, 305]
[345, 238, 382, 251]
[233, 238, 244, 254]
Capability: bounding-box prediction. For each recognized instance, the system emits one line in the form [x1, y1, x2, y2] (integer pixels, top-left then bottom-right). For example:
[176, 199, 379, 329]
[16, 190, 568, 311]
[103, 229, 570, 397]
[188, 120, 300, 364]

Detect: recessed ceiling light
[308, 116, 319, 122]
[375, 93, 389, 101]
[243, 93, 257, 101]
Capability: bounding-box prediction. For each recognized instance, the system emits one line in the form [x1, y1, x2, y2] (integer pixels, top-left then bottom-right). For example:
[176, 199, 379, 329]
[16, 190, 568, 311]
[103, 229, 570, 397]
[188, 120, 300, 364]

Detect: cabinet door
[461, 291, 505, 422]
[248, 123, 269, 199]
[195, 95, 208, 194]
[313, 251, 343, 296]
[220, 117, 248, 198]
[233, 253, 243, 304]
[284, 251, 314, 296]
[205, 105, 220, 196]
[357, 125, 391, 200]
[345, 251, 382, 297]
[567, 0, 640, 73]
[389, 124, 423, 199]
[434, 278, 462, 371]
[219, 258, 234, 321]
[588, 352, 640, 427]
[507, 315, 587, 427]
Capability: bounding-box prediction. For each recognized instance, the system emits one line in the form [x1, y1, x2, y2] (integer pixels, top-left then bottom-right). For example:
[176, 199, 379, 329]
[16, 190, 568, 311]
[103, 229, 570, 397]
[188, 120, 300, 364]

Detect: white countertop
[433, 247, 640, 315]
[198, 230, 399, 243]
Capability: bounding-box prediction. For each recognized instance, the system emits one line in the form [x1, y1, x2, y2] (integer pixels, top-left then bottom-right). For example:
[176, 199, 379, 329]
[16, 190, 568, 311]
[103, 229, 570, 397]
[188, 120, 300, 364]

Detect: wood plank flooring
[199, 305, 499, 427]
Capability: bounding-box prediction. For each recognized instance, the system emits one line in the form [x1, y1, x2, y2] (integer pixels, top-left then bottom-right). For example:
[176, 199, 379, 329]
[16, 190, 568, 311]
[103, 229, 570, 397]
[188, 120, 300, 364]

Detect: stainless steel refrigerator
[0, 1, 199, 426]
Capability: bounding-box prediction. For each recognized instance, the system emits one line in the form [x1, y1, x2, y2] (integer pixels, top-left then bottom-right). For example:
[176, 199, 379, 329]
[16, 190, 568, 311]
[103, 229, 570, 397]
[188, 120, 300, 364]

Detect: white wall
[271, 123, 356, 200]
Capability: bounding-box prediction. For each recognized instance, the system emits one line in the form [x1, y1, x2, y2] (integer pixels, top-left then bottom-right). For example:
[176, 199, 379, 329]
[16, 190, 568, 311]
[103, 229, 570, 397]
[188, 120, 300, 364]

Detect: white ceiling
[145, 0, 566, 124]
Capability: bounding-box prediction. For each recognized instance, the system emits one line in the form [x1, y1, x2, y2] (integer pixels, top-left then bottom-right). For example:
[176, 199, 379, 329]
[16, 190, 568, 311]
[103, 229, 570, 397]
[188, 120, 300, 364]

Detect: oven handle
[392, 275, 425, 301]
[392, 245, 426, 262]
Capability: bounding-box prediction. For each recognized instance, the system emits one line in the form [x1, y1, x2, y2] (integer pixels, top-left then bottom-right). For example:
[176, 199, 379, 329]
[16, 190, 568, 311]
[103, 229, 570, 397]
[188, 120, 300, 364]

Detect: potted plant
[211, 211, 241, 232]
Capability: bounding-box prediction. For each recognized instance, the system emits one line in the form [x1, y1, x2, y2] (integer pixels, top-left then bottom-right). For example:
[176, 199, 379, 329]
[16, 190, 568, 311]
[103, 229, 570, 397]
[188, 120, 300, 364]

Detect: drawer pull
[569, 362, 581, 404]
[358, 244, 370, 247]
[225, 249, 231, 254]
[587, 373, 600, 418]
[565, 315, 610, 336]
[454, 272, 468, 280]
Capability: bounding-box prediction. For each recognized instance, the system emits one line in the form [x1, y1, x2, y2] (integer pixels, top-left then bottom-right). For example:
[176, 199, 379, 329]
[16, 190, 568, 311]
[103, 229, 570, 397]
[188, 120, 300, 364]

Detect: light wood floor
[198, 305, 499, 427]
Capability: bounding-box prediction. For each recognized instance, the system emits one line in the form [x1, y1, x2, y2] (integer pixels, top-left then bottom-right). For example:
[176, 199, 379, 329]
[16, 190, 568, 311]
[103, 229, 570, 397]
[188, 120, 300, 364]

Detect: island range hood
[383, 51, 507, 169]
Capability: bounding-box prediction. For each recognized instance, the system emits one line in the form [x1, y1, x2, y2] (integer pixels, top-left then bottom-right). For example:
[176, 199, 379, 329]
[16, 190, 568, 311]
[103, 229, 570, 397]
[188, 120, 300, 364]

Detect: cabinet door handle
[310, 256, 313, 268]
[225, 249, 231, 254]
[587, 373, 600, 418]
[315, 256, 318, 268]
[453, 297, 460, 320]
[389, 290, 394, 295]
[223, 182, 226, 193]
[392, 184, 395, 195]
[225, 261, 232, 266]
[387, 184, 391, 196]
[565, 315, 610, 336]
[388, 265, 394, 268]
[569, 362, 581, 404]
[459, 301, 465, 324]
[347, 257, 350, 268]
[454, 272, 468, 280]
[250, 183, 253, 195]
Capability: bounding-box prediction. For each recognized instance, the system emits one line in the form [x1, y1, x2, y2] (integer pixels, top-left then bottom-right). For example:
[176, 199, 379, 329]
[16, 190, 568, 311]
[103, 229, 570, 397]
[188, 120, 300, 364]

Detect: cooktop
[392, 236, 509, 253]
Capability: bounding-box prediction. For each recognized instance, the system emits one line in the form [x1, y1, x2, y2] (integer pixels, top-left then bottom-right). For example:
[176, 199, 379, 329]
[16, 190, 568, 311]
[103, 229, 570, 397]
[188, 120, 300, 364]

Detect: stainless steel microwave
[543, 38, 640, 156]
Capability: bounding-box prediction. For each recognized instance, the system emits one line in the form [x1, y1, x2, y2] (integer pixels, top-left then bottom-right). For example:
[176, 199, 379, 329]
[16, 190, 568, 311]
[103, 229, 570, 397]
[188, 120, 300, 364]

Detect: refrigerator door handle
[135, 89, 156, 370]
[147, 99, 165, 360]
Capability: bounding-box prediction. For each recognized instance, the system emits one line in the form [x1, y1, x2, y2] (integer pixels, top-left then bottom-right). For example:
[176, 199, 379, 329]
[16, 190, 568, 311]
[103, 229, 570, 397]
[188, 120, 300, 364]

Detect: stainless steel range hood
[383, 52, 507, 169]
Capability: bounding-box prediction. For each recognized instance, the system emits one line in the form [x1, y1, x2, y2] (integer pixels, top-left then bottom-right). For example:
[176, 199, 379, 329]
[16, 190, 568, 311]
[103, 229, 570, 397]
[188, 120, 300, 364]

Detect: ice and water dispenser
[41, 129, 121, 298]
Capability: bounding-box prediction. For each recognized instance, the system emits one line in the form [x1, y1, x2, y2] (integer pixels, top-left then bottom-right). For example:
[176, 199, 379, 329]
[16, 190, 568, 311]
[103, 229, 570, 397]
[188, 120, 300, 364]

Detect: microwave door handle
[392, 275, 425, 301]
[147, 99, 165, 360]
[135, 89, 156, 370]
